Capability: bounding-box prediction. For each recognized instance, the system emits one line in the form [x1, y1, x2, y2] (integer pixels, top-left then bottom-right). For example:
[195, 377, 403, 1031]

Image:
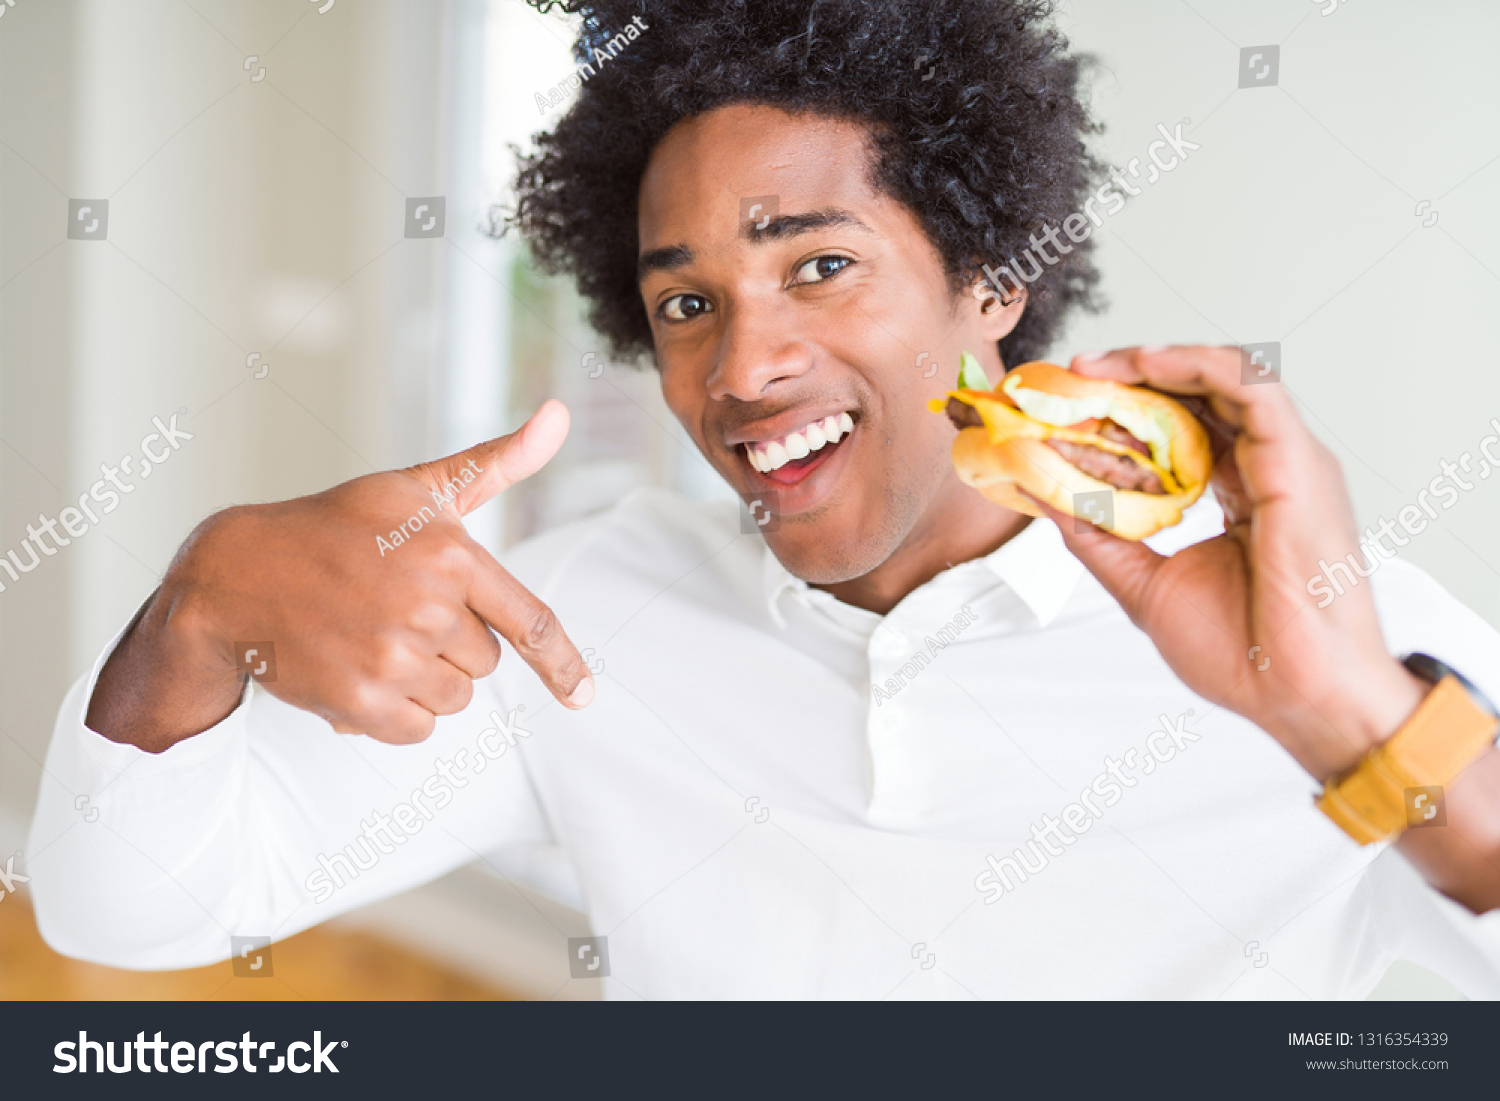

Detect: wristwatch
[1316, 653, 1499, 844]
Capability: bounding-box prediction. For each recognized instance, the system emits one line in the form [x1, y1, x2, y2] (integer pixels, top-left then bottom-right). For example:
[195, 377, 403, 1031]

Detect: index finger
[1067, 344, 1298, 446]
[463, 541, 595, 709]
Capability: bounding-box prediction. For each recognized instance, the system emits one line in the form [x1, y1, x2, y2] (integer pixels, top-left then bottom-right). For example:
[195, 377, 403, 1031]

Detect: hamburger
[933, 353, 1213, 540]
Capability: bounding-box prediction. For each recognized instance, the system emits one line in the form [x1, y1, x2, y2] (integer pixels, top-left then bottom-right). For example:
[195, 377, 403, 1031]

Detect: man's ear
[969, 278, 1027, 343]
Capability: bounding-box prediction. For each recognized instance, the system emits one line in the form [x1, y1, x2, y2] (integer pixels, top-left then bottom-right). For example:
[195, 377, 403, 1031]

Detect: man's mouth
[742, 412, 854, 485]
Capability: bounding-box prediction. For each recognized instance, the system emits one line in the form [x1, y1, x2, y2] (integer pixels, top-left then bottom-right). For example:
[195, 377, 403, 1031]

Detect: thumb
[408, 400, 570, 517]
[1022, 490, 1165, 624]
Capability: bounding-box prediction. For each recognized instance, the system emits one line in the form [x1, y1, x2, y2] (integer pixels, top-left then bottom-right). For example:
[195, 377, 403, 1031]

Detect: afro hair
[505, 0, 1104, 369]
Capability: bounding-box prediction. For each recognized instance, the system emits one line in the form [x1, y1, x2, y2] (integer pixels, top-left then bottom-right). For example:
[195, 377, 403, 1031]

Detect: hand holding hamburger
[938, 343, 1431, 797]
[934, 352, 1214, 540]
[932, 343, 1477, 908]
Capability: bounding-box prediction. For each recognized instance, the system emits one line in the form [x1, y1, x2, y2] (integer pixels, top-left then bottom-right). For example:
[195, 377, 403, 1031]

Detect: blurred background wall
[0, 0, 1496, 998]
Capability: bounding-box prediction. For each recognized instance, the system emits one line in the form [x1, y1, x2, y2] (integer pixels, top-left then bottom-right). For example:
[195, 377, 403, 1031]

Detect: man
[29, 0, 1500, 998]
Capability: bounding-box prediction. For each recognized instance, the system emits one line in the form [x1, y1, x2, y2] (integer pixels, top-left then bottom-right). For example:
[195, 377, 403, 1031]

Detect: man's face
[637, 104, 1021, 584]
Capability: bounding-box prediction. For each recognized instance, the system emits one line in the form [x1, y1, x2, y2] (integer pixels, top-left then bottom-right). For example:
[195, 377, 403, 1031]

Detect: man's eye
[791, 255, 853, 285]
[660, 293, 712, 321]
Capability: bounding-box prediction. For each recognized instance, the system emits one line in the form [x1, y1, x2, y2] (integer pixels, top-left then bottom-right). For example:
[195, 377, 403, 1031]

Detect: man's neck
[814, 482, 1032, 615]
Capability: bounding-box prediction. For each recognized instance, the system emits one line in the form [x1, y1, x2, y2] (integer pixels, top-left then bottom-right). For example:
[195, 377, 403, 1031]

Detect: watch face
[1403, 652, 1500, 720]
[1402, 652, 1445, 686]
[1404, 786, 1448, 829]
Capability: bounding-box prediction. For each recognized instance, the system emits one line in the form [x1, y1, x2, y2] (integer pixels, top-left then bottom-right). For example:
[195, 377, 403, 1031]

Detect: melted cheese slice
[936, 388, 1183, 496]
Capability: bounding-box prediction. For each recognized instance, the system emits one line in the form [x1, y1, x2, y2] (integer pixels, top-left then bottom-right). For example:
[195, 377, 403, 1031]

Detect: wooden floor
[1, 890, 521, 1000]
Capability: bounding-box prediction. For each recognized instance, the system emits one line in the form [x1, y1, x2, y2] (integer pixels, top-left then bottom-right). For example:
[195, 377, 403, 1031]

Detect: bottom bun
[951, 427, 1202, 541]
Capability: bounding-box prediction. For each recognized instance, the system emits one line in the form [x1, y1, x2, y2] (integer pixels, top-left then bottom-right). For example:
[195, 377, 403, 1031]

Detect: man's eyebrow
[742, 207, 874, 242]
[637, 244, 693, 283]
[635, 208, 875, 283]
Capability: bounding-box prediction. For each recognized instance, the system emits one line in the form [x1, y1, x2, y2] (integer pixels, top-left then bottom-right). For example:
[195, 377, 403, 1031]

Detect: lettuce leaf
[957, 350, 991, 392]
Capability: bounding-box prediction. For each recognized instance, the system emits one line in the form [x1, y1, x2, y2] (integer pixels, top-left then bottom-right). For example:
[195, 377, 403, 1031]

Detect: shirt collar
[981, 516, 1086, 627]
[761, 517, 1084, 630]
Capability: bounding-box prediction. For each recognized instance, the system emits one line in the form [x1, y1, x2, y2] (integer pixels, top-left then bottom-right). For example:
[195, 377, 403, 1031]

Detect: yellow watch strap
[1317, 675, 1498, 844]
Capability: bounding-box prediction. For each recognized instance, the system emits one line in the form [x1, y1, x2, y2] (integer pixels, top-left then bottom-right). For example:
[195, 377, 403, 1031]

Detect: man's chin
[746, 461, 938, 587]
[760, 526, 894, 587]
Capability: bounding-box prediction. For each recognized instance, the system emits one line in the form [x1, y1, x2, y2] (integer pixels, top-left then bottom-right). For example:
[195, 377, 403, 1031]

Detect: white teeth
[745, 412, 855, 473]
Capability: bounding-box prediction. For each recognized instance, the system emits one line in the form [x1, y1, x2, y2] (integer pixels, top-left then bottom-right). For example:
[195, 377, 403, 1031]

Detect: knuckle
[176, 506, 252, 581]
[161, 587, 220, 650]
[191, 503, 248, 544]
[316, 702, 358, 734]
[426, 538, 474, 582]
[368, 636, 414, 682]
[400, 461, 447, 501]
[434, 676, 474, 716]
[406, 598, 457, 636]
[516, 604, 560, 657]
[346, 679, 388, 722]
[384, 712, 436, 745]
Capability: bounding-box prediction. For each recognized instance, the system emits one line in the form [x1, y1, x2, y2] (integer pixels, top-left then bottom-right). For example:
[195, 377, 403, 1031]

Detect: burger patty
[1095, 420, 1152, 459]
[945, 396, 985, 429]
[1045, 438, 1166, 495]
[945, 398, 1166, 495]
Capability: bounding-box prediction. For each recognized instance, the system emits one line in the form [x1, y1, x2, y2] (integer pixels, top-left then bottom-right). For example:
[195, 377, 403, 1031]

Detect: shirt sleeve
[27, 619, 552, 971]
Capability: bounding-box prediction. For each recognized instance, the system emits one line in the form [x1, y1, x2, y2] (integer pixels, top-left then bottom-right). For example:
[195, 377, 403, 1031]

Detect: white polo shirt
[28, 488, 1500, 998]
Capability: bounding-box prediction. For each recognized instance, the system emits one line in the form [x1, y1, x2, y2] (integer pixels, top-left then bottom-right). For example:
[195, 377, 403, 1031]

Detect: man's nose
[706, 300, 814, 403]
